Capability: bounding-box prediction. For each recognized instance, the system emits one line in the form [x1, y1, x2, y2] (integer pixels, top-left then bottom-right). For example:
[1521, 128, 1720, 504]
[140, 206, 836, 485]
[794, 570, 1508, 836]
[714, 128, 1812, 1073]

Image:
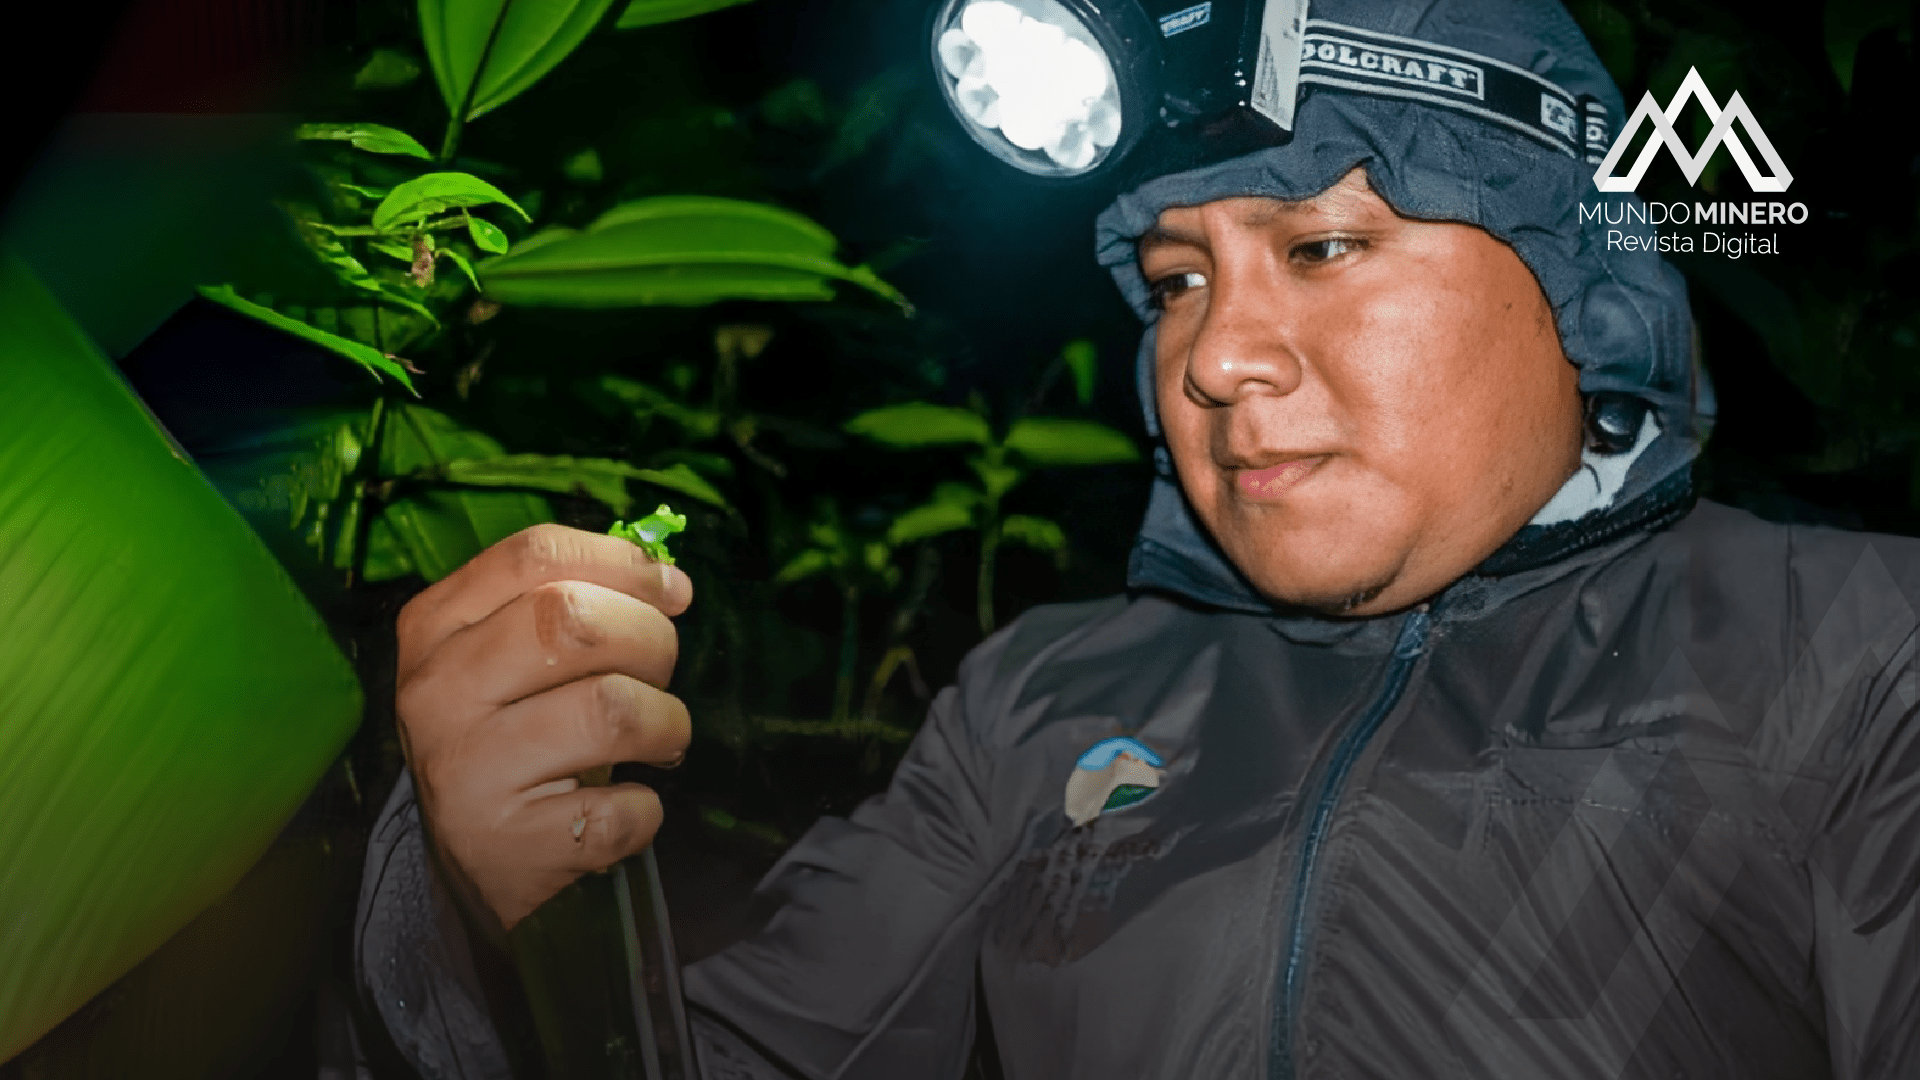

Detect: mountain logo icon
[1592, 67, 1792, 193]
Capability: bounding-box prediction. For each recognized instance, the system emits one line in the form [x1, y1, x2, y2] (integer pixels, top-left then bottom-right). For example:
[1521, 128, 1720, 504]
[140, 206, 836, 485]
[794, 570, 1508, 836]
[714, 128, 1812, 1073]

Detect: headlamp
[929, 0, 1154, 177]
[930, 0, 1617, 182]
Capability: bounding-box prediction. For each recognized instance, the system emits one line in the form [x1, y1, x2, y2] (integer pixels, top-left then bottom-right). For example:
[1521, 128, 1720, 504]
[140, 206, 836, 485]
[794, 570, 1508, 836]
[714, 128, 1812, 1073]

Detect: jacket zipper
[1269, 607, 1433, 1080]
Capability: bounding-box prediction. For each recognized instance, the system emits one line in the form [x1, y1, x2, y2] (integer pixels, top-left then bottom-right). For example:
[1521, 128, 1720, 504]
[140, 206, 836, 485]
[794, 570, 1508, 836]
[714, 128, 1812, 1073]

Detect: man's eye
[1292, 237, 1365, 264]
[1147, 270, 1206, 310]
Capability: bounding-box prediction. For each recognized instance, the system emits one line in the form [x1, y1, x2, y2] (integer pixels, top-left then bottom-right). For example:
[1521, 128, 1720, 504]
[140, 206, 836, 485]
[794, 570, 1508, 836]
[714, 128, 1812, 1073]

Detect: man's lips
[1232, 455, 1329, 499]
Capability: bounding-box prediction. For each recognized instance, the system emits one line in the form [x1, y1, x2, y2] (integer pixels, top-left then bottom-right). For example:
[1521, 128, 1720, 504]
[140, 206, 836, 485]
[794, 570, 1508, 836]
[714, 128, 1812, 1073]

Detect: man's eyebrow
[1136, 195, 1329, 252]
[1138, 222, 1207, 250]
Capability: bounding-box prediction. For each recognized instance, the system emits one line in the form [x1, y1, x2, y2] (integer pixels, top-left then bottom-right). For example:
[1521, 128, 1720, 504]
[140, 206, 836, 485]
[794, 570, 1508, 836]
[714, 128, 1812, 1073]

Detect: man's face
[1140, 168, 1583, 616]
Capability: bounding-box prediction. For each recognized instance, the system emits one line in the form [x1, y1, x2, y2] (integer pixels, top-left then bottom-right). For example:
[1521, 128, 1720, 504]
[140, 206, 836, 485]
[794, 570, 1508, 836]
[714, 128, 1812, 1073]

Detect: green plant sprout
[608, 504, 688, 564]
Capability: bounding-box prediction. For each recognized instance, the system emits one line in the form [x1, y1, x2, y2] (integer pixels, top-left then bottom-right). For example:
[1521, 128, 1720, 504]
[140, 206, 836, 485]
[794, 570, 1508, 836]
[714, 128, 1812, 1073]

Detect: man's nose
[1180, 271, 1305, 406]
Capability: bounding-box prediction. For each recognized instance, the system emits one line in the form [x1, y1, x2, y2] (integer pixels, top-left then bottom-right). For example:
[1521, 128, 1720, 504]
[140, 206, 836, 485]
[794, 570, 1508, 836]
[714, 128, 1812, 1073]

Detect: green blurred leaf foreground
[0, 256, 360, 1065]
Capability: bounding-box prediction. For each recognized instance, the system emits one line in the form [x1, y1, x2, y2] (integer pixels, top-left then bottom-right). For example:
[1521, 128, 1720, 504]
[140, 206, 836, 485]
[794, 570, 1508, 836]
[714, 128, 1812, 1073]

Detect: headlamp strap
[1293, 20, 1599, 161]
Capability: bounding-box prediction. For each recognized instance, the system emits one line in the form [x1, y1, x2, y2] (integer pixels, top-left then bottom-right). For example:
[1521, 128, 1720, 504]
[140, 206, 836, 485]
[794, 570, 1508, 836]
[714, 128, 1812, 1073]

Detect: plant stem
[438, 115, 465, 166]
[437, 0, 517, 164]
[833, 583, 859, 724]
[345, 395, 391, 587]
[977, 501, 1000, 637]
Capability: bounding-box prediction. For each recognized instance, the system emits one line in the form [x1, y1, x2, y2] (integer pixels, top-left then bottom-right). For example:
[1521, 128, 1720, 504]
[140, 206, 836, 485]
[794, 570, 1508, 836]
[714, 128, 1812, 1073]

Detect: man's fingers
[478, 674, 692, 792]
[397, 523, 693, 683]
[530, 782, 663, 874]
[402, 579, 678, 728]
[453, 782, 664, 927]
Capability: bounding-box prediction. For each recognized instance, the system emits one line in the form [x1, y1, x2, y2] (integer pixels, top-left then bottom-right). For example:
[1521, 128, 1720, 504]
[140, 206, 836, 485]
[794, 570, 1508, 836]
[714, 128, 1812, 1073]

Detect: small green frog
[607, 503, 687, 564]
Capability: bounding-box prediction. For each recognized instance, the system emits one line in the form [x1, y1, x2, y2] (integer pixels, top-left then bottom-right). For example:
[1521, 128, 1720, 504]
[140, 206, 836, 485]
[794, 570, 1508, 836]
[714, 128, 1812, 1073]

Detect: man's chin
[1262, 576, 1398, 616]
[1234, 550, 1408, 616]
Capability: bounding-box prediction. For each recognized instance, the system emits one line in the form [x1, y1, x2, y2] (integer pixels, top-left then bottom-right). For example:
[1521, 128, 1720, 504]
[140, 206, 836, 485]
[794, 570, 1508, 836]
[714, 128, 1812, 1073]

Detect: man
[353, 1, 1920, 1076]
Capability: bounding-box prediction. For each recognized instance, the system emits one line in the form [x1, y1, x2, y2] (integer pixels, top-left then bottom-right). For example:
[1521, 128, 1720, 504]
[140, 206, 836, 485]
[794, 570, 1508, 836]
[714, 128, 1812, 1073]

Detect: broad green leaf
[354, 49, 424, 90]
[845, 403, 990, 448]
[1001, 514, 1067, 554]
[616, 0, 754, 30]
[338, 182, 395, 200]
[372, 404, 552, 581]
[600, 375, 723, 439]
[0, 257, 360, 1062]
[1004, 418, 1140, 466]
[296, 122, 433, 159]
[632, 462, 729, 508]
[561, 148, 604, 183]
[477, 197, 907, 309]
[650, 448, 734, 478]
[468, 215, 510, 253]
[762, 78, 829, 130]
[441, 247, 481, 291]
[887, 498, 975, 545]
[373, 172, 529, 231]
[774, 547, 835, 585]
[433, 453, 647, 514]
[197, 286, 416, 392]
[969, 456, 1023, 501]
[420, 0, 619, 123]
[370, 240, 414, 262]
[1061, 338, 1097, 407]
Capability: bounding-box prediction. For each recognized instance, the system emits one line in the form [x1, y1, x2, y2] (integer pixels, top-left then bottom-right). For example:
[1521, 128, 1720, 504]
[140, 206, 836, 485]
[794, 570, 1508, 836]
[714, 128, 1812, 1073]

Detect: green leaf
[424, 455, 728, 513]
[338, 182, 395, 200]
[844, 403, 990, 448]
[468, 215, 510, 254]
[298, 232, 439, 324]
[887, 497, 975, 545]
[1000, 514, 1068, 566]
[441, 247, 481, 291]
[197, 286, 416, 392]
[632, 462, 729, 508]
[1004, 419, 1140, 466]
[370, 240, 414, 262]
[0, 257, 360, 1063]
[600, 376, 722, 439]
[420, 0, 620, 124]
[354, 49, 424, 90]
[433, 453, 637, 512]
[373, 172, 528, 231]
[969, 456, 1023, 501]
[372, 405, 554, 581]
[476, 197, 908, 309]
[616, 0, 753, 29]
[561, 148, 604, 183]
[295, 122, 433, 160]
[773, 547, 834, 585]
[1061, 338, 1097, 407]
[761, 78, 829, 130]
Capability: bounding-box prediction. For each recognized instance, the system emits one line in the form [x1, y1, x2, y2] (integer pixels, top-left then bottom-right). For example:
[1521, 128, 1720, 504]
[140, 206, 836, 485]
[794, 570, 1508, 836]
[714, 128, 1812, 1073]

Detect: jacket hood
[1096, 0, 1707, 619]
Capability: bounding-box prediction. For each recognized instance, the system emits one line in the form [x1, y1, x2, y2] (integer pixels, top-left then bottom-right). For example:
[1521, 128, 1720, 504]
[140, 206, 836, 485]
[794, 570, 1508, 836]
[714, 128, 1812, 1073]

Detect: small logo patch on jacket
[1064, 737, 1165, 826]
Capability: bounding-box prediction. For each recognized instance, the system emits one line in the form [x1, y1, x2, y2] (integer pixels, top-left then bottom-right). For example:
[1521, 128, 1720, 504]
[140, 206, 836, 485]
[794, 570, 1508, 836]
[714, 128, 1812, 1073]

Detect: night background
[0, 0, 1915, 1074]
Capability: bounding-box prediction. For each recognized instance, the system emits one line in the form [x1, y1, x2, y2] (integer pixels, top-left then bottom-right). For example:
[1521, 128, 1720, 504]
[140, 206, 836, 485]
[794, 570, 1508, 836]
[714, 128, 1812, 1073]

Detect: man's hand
[394, 523, 694, 931]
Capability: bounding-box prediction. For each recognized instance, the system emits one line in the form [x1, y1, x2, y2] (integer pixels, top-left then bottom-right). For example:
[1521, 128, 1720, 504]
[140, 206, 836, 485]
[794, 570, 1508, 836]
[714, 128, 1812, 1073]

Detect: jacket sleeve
[680, 678, 1006, 1080]
[353, 769, 523, 1080]
[352, 671, 1008, 1080]
[1809, 627, 1920, 1079]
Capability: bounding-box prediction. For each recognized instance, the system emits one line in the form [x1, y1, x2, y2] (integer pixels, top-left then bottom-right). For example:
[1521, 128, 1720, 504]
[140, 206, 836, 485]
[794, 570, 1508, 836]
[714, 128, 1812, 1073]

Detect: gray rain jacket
[357, 499, 1920, 1080]
[351, 1, 1920, 1074]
